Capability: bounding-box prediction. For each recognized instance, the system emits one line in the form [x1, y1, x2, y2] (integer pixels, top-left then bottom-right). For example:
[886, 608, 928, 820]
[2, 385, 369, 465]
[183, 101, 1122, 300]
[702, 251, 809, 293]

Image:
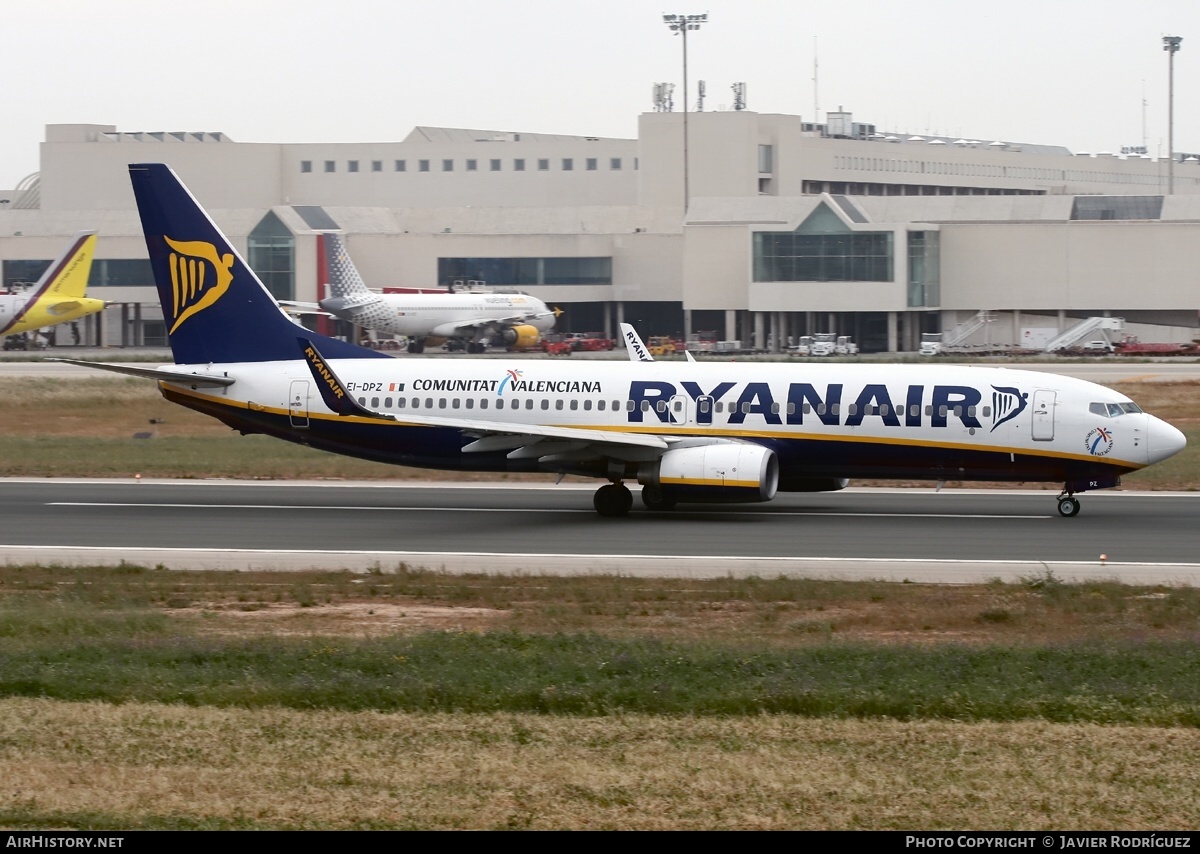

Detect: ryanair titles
[412, 377, 602, 394]
[628, 380, 1002, 430]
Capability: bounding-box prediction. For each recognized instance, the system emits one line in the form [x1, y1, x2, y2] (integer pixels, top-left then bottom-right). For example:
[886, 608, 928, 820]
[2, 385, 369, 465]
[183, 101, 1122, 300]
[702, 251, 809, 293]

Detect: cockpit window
[1091, 401, 1143, 418]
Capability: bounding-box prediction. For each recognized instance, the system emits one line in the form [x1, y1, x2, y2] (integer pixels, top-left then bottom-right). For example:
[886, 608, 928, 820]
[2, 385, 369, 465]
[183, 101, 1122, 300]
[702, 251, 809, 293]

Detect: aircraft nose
[1146, 415, 1187, 465]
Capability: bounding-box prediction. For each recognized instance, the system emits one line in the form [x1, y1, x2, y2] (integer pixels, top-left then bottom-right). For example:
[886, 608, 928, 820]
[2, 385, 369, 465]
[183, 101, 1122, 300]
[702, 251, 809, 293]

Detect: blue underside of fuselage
[175, 391, 1134, 487]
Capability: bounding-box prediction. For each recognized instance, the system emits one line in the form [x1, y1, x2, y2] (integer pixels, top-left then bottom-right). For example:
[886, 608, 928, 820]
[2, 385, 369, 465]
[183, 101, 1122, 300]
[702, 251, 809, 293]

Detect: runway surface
[3, 479, 1198, 585]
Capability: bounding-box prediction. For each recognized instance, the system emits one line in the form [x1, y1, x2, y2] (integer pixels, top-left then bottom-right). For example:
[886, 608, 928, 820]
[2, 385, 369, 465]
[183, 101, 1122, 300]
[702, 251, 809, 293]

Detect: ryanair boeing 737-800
[62, 164, 1186, 517]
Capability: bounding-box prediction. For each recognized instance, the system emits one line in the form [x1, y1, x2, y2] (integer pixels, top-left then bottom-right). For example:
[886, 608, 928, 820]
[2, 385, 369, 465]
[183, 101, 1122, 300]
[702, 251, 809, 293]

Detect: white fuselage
[158, 358, 1186, 486]
[334, 292, 554, 340]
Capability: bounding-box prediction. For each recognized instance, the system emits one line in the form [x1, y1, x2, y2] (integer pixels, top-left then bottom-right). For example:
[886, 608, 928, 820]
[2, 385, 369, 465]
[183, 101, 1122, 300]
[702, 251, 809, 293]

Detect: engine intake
[500, 324, 540, 349]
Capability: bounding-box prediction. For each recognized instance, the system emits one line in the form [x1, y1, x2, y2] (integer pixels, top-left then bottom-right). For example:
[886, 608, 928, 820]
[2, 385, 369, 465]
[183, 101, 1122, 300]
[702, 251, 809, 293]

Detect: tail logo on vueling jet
[164, 237, 235, 334]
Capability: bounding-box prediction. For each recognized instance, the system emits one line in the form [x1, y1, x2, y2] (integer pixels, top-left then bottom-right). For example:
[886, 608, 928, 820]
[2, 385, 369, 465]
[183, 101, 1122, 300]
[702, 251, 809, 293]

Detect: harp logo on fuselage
[164, 236, 235, 334]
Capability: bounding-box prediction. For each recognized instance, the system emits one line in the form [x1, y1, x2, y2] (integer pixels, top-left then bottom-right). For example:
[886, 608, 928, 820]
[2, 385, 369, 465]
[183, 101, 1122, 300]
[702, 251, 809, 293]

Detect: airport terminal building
[1, 110, 1199, 352]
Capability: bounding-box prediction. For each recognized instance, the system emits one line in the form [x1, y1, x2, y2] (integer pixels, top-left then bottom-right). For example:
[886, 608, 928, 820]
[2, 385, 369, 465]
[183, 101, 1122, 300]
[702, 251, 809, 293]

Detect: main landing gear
[593, 482, 633, 517]
[1056, 492, 1081, 517]
[640, 483, 677, 511]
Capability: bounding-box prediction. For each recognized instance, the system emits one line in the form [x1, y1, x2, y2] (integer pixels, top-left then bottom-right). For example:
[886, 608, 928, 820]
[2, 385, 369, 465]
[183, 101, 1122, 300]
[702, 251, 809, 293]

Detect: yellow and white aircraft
[65, 165, 1187, 518]
[0, 231, 104, 341]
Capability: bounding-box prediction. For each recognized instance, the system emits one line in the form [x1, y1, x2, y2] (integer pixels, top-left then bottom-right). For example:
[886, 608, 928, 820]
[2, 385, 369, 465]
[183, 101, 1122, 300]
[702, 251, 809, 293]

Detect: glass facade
[907, 231, 940, 307]
[247, 211, 294, 301]
[1070, 195, 1164, 220]
[4, 258, 154, 288]
[758, 144, 773, 173]
[89, 259, 154, 287]
[3, 260, 50, 289]
[753, 204, 892, 282]
[438, 257, 612, 287]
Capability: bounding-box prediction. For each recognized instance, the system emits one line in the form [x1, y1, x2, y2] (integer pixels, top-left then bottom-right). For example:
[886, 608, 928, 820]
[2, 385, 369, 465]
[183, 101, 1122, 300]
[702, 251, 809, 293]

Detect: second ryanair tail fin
[129, 163, 384, 365]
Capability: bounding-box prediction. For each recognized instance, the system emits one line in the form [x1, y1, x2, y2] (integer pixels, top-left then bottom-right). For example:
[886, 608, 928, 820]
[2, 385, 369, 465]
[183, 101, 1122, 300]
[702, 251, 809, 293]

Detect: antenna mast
[813, 37, 819, 122]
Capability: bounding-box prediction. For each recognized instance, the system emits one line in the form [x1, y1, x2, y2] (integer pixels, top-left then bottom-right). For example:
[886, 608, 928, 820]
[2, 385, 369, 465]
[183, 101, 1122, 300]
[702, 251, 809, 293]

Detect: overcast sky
[3, 0, 1198, 189]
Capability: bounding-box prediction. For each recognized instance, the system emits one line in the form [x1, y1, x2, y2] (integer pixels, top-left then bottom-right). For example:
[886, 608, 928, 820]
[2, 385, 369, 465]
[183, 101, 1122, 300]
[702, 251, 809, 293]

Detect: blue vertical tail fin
[129, 163, 384, 364]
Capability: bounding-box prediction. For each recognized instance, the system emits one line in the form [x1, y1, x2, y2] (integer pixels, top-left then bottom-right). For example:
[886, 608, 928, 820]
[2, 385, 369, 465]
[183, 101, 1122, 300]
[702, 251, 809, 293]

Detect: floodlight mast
[663, 13, 707, 210]
[1163, 36, 1182, 194]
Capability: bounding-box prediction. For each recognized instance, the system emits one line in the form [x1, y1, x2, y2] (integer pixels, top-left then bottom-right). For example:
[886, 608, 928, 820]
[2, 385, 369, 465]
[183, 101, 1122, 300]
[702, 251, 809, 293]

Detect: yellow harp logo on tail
[164, 237, 235, 334]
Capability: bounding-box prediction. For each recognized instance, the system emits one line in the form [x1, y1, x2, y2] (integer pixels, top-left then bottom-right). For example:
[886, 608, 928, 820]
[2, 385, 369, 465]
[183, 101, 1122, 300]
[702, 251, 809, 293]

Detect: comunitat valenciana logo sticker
[1085, 426, 1114, 456]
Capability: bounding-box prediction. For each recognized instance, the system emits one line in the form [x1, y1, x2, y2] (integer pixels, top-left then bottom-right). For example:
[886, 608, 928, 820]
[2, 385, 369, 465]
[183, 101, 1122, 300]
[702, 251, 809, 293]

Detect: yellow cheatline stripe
[160, 385, 1145, 470]
[661, 477, 760, 488]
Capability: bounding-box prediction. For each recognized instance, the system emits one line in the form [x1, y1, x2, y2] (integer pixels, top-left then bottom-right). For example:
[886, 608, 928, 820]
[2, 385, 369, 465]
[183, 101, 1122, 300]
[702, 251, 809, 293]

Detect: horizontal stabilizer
[48, 358, 236, 387]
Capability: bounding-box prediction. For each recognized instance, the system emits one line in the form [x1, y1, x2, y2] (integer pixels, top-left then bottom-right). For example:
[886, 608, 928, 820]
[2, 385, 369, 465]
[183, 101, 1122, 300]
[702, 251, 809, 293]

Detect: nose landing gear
[1056, 492, 1081, 517]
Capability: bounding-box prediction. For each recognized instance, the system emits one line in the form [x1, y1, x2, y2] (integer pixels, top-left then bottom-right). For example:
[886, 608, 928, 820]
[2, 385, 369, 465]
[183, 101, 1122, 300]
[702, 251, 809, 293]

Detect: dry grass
[1, 699, 1197, 829]
[7, 565, 1200, 647]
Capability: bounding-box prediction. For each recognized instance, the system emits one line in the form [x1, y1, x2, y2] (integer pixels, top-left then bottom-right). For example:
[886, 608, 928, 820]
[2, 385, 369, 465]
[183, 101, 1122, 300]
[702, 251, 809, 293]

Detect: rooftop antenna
[1142, 79, 1148, 151]
[812, 37, 819, 122]
[696, 79, 706, 111]
[652, 82, 675, 112]
[732, 82, 746, 110]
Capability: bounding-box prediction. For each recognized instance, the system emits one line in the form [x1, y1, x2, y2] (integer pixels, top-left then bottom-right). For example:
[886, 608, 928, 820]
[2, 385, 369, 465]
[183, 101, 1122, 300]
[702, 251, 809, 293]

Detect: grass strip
[1, 630, 1198, 724]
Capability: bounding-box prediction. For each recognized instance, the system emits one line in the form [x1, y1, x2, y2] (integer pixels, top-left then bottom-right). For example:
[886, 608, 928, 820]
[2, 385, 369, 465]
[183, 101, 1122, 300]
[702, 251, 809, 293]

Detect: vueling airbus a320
[64, 164, 1186, 517]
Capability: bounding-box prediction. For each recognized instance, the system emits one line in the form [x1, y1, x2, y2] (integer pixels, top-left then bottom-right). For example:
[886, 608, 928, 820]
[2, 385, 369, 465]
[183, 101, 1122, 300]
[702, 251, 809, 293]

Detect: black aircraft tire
[1057, 496, 1081, 517]
[594, 483, 633, 517]
[641, 485, 677, 511]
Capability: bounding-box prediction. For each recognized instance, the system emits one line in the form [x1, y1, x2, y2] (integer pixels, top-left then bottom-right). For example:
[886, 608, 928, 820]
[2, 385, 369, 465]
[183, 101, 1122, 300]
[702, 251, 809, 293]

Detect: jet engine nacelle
[640, 443, 778, 504]
[500, 324, 540, 349]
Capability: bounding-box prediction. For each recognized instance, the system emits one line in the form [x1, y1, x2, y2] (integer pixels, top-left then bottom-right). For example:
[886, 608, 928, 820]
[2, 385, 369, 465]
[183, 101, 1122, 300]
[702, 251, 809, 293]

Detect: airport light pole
[663, 13, 707, 210]
[1164, 35, 1182, 194]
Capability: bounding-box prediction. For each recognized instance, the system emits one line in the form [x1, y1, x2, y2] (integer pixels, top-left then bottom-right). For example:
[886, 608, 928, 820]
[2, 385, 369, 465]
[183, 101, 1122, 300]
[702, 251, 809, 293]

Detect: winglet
[620, 322, 654, 362]
[299, 337, 393, 419]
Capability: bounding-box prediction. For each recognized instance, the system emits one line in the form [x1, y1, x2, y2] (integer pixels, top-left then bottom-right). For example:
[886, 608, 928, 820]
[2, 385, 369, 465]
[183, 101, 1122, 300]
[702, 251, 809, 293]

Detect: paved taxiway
[3, 479, 1197, 585]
